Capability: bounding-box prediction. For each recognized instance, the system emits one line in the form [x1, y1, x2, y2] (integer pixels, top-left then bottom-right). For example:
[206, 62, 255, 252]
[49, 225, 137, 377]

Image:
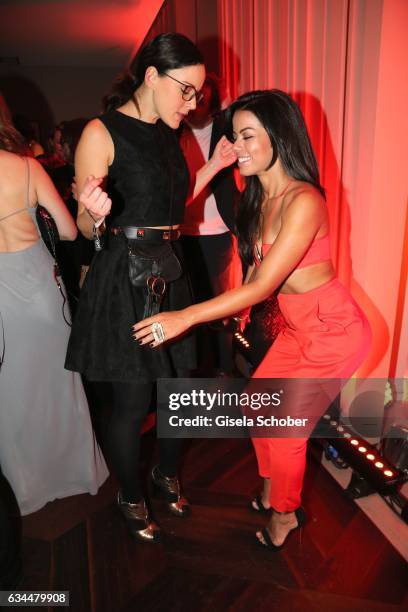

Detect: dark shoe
[256, 507, 306, 551]
[250, 494, 272, 513]
[117, 492, 160, 543]
[151, 465, 190, 517]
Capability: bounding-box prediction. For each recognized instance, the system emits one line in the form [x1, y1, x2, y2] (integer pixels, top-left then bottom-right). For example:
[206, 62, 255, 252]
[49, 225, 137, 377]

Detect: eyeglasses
[163, 73, 204, 104]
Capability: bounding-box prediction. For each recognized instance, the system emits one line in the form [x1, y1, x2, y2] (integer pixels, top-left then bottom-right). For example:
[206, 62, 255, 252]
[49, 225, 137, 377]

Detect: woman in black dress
[65, 33, 236, 542]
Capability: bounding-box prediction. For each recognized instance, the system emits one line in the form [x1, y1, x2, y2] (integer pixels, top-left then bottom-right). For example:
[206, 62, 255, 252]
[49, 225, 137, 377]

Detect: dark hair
[0, 115, 29, 155]
[103, 33, 204, 112]
[226, 89, 325, 265]
[59, 118, 88, 164]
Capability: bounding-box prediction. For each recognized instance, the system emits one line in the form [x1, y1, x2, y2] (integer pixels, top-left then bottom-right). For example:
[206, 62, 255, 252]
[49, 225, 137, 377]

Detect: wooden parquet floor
[17, 435, 408, 612]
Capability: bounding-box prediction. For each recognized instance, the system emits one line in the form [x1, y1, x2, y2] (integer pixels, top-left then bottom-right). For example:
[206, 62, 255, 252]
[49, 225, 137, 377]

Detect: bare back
[0, 152, 39, 252]
[0, 151, 77, 252]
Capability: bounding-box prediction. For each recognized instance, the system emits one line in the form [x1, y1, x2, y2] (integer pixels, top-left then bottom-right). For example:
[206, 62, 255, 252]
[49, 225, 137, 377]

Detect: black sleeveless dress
[65, 111, 196, 382]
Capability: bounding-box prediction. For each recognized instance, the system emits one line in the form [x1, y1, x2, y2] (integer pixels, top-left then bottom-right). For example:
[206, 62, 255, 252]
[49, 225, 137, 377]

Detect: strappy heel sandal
[256, 507, 306, 551]
[250, 494, 272, 513]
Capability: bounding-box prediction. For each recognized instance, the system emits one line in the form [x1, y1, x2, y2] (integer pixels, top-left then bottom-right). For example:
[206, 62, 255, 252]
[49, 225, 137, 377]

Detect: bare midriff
[279, 260, 336, 294]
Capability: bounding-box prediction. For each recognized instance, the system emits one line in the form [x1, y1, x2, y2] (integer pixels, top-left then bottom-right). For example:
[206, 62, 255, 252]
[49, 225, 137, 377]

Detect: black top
[98, 110, 189, 226]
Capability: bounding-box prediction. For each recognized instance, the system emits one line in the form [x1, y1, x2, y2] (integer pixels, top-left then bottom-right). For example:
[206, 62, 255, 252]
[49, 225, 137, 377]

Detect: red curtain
[217, 0, 408, 378]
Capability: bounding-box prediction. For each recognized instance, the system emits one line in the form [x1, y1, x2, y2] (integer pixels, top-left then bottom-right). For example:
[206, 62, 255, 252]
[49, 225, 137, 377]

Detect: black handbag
[128, 241, 182, 287]
[127, 126, 182, 318]
[35, 204, 73, 326]
[36, 204, 60, 257]
[128, 241, 182, 319]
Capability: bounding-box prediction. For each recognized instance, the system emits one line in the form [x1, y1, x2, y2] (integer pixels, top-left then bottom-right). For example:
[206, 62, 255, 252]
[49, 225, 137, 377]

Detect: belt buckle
[137, 229, 145, 238]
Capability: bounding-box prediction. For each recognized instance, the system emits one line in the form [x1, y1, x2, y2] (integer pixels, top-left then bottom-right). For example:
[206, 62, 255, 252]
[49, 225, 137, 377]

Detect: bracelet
[86, 209, 105, 228]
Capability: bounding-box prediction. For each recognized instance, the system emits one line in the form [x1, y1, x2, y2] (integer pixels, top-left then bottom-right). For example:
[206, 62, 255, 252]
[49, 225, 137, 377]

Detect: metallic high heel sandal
[117, 492, 161, 543]
[151, 465, 191, 517]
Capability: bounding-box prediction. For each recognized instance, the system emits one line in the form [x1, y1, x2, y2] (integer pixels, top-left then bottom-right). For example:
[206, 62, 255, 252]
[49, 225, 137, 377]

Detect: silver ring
[152, 321, 165, 344]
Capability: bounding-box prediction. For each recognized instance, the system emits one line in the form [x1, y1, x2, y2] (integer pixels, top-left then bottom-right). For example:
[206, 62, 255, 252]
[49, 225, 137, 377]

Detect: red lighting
[366, 454, 375, 460]
[350, 439, 359, 445]
[375, 461, 384, 468]
[384, 470, 394, 477]
[358, 446, 367, 453]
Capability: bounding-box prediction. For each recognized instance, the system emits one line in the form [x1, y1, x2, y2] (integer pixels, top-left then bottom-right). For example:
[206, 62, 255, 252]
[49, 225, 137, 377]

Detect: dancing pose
[66, 33, 236, 542]
[133, 90, 371, 549]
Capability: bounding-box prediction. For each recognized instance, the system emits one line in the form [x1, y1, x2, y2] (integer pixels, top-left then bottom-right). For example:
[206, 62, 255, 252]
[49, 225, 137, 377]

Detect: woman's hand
[132, 310, 193, 348]
[79, 175, 112, 221]
[210, 135, 237, 172]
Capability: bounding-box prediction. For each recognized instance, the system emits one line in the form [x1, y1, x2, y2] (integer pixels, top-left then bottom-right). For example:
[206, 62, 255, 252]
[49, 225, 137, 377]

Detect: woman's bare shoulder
[81, 118, 110, 142]
[283, 181, 325, 212]
[0, 149, 25, 167]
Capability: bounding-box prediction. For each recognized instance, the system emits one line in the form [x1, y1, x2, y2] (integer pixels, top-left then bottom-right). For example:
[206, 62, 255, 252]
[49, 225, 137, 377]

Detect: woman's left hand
[132, 310, 193, 348]
[210, 135, 237, 171]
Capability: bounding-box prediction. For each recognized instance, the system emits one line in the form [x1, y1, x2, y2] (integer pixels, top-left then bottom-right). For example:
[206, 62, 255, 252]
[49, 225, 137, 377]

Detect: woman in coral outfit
[133, 89, 371, 550]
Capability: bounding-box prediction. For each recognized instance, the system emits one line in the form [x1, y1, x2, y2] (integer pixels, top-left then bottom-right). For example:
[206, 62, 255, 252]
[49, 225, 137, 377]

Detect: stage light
[234, 331, 251, 350]
[317, 415, 406, 497]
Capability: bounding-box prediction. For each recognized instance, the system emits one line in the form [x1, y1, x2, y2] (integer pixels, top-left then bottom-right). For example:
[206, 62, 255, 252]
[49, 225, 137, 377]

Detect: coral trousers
[251, 278, 371, 512]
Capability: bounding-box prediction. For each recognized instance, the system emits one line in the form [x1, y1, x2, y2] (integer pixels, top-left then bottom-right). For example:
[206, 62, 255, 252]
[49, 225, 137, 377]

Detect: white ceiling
[0, 0, 164, 67]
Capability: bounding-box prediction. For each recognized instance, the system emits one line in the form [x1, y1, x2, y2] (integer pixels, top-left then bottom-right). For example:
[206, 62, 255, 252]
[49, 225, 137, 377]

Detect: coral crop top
[261, 234, 331, 269]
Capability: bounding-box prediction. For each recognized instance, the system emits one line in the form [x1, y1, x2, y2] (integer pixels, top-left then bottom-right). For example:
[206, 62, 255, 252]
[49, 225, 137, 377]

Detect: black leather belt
[110, 226, 181, 241]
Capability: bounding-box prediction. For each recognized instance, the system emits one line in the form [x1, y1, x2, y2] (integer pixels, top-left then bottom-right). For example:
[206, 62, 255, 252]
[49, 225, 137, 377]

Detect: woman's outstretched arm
[133, 190, 325, 346]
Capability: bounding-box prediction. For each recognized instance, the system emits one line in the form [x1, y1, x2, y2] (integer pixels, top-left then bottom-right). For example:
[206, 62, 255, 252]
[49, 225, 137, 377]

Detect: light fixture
[317, 415, 406, 497]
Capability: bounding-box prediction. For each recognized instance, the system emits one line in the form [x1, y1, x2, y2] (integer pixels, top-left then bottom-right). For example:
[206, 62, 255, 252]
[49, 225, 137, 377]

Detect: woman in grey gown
[0, 118, 108, 516]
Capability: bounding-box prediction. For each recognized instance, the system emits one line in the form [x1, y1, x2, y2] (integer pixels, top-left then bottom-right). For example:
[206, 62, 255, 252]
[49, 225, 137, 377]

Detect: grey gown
[0, 172, 108, 515]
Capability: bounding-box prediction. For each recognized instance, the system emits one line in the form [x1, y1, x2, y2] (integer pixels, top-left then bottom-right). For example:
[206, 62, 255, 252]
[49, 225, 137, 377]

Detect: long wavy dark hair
[103, 33, 204, 112]
[225, 90, 325, 265]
